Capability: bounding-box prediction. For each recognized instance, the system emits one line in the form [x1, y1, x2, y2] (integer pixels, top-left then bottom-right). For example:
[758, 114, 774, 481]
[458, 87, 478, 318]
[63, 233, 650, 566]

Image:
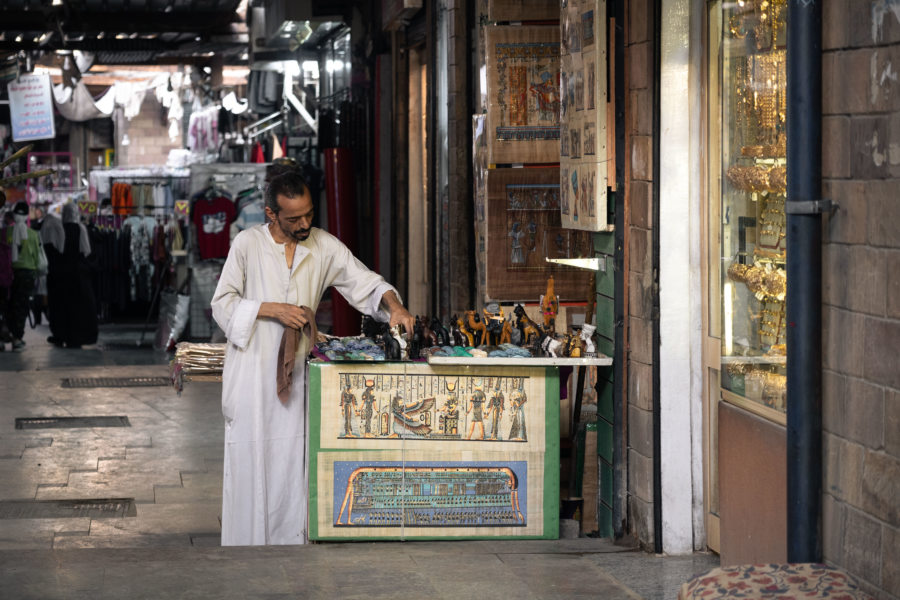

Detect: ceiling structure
[0, 0, 250, 67]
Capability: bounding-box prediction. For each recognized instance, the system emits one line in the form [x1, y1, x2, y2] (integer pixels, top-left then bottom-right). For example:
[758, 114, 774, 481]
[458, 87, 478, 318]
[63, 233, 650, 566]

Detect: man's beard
[279, 220, 311, 241]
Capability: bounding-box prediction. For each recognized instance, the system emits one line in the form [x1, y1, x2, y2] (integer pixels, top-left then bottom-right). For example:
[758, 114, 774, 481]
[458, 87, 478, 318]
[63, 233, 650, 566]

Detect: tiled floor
[0, 321, 719, 599]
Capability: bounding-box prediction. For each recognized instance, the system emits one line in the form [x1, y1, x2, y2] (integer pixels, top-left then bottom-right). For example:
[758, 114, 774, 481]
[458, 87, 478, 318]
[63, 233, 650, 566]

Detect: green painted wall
[594, 222, 616, 539]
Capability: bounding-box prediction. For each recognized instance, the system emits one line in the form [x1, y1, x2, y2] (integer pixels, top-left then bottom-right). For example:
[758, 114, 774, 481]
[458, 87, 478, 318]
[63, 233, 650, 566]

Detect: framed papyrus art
[485, 25, 561, 165]
[484, 166, 593, 303]
[308, 363, 560, 540]
[559, 0, 611, 231]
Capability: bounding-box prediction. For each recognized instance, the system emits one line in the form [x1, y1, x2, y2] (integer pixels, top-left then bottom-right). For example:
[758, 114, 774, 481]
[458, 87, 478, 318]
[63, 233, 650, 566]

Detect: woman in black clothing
[44, 204, 98, 348]
[39, 211, 65, 345]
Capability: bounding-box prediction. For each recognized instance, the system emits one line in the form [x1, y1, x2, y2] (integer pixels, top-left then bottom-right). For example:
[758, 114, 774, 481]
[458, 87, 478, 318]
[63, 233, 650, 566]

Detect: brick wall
[117, 94, 181, 167]
[821, 2, 900, 598]
[624, 0, 657, 550]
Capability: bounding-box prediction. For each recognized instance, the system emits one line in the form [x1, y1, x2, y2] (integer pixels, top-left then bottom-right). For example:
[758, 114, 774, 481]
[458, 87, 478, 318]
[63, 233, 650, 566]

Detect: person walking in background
[0, 206, 14, 347]
[39, 209, 65, 346]
[1, 202, 41, 351]
[43, 203, 98, 349]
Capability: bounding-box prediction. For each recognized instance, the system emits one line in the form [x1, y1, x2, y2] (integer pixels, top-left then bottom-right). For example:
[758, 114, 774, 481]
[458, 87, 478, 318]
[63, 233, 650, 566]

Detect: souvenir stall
[173, 286, 612, 541]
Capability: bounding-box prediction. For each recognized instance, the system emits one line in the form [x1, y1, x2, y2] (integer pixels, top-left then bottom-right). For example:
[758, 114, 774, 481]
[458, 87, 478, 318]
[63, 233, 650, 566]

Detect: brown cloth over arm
[276, 306, 317, 405]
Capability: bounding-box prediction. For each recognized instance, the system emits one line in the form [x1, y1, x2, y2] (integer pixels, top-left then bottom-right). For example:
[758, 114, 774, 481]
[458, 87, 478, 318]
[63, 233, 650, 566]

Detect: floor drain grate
[61, 377, 169, 388]
[100, 342, 155, 350]
[15, 416, 131, 429]
[0, 498, 136, 519]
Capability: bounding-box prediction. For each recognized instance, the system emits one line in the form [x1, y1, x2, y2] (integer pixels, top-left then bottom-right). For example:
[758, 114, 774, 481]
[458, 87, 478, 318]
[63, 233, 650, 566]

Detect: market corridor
[0, 323, 718, 599]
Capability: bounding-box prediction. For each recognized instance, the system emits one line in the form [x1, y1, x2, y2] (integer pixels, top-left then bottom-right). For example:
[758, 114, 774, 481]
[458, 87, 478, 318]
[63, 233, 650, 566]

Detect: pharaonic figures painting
[485, 25, 561, 164]
[334, 372, 528, 443]
[485, 167, 593, 302]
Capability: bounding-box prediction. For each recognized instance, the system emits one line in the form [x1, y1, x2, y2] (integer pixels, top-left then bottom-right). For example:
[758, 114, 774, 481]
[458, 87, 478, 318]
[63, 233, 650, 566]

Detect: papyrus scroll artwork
[309, 363, 559, 540]
[559, 0, 611, 232]
[485, 26, 561, 165]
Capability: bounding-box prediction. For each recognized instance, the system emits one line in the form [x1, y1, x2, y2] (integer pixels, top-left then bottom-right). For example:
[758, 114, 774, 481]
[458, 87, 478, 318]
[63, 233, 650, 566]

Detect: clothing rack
[89, 167, 190, 203]
[108, 175, 190, 218]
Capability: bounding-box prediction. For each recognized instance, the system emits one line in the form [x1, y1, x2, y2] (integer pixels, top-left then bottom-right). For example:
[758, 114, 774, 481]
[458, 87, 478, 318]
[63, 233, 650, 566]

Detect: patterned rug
[678, 563, 872, 599]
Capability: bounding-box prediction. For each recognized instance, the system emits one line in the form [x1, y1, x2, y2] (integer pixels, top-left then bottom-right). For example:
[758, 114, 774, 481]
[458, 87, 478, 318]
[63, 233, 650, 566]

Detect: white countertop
[426, 355, 613, 366]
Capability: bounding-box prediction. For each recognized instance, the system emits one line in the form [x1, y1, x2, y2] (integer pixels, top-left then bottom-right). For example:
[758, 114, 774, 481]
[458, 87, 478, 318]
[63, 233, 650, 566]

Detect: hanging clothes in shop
[111, 182, 134, 215]
[271, 132, 284, 160]
[89, 219, 128, 318]
[232, 187, 266, 240]
[248, 70, 279, 115]
[192, 190, 237, 260]
[123, 214, 158, 302]
[188, 105, 221, 155]
[251, 141, 265, 163]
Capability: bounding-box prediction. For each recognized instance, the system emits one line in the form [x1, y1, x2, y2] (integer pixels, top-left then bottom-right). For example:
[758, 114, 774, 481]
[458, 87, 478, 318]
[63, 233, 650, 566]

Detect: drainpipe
[612, 0, 627, 540]
[651, 0, 663, 555]
[786, 0, 823, 564]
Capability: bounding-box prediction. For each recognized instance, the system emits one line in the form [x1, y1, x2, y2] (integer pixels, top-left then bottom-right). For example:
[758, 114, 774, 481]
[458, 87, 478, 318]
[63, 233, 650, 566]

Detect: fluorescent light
[545, 257, 604, 271]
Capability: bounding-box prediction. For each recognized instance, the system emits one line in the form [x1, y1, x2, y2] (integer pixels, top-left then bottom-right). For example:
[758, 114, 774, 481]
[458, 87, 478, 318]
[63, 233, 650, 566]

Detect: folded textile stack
[426, 343, 532, 359]
[171, 342, 226, 393]
[174, 342, 227, 372]
[314, 336, 386, 361]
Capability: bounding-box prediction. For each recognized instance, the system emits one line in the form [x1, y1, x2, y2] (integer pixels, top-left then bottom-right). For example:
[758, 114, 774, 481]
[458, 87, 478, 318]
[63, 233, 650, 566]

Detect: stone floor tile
[86, 502, 221, 536]
[52, 533, 193, 549]
[0, 518, 91, 550]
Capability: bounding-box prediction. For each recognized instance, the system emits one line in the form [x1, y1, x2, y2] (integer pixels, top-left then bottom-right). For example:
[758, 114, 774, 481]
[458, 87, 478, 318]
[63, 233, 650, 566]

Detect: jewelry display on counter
[716, 0, 788, 414]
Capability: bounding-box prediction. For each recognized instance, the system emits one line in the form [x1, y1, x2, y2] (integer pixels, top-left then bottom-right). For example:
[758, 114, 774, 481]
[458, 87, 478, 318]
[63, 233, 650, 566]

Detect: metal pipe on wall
[612, 0, 628, 540]
[786, 0, 823, 564]
[651, 0, 664, 555]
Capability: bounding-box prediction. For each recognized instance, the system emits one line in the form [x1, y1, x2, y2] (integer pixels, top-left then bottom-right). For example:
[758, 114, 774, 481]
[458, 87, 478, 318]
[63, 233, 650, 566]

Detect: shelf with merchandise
[714, 0, 789, 414]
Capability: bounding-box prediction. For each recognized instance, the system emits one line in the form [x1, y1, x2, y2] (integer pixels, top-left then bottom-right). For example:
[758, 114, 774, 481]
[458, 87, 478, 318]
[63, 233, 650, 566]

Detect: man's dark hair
[265, 157, 300, 184]
[265, 171, 310, 215]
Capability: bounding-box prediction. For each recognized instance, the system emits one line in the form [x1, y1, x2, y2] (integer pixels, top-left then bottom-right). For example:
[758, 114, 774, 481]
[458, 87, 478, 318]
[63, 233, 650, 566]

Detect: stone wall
[821, 2, 900, 598]
[116, 94, 181, 167]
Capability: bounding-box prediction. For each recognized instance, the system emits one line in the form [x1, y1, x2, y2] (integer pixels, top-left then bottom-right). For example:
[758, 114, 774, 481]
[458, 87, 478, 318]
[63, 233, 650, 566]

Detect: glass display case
[710, 0, 787, 416]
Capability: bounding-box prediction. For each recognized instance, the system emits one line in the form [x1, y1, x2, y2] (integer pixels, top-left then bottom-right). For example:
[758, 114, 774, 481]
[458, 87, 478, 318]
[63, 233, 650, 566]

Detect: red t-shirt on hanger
[192, 196, 236, 259]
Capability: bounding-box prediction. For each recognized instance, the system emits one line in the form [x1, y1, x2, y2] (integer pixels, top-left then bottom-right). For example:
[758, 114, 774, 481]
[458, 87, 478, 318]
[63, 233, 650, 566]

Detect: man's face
[267, 191, 314, 242]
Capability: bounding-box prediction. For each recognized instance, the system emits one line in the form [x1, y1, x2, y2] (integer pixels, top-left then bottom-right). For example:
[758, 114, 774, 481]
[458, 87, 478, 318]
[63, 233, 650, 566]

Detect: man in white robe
[211, 171, 413, 545]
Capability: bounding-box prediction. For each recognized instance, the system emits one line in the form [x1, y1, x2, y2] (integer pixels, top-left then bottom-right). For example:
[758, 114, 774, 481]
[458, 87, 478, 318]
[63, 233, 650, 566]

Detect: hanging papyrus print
[560, 0, 611, 231]
[485, 25, 561, 164]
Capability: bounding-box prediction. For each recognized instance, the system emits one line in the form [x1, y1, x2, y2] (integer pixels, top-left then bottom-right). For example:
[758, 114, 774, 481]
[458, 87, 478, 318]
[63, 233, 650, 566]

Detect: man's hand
[258, 302, 309, 329]
[381, 290, 415, 336]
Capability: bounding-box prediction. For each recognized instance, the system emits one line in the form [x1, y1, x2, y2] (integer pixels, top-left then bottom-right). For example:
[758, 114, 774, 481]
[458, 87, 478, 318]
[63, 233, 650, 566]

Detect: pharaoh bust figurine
[580, 323, 597, 356]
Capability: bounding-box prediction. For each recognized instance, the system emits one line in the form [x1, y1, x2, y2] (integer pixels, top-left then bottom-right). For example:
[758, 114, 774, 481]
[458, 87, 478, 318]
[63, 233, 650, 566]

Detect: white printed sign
[9, 73, 56, 142]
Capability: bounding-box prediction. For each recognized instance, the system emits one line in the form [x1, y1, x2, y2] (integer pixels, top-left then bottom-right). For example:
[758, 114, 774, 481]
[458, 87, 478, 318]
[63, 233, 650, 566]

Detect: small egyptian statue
[464, 310, 486, 347]
[419, 316, 438, 347]
[539, 275, 559, 332]
[431, 316, 450, 346]
[580, 323, 597, 356]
